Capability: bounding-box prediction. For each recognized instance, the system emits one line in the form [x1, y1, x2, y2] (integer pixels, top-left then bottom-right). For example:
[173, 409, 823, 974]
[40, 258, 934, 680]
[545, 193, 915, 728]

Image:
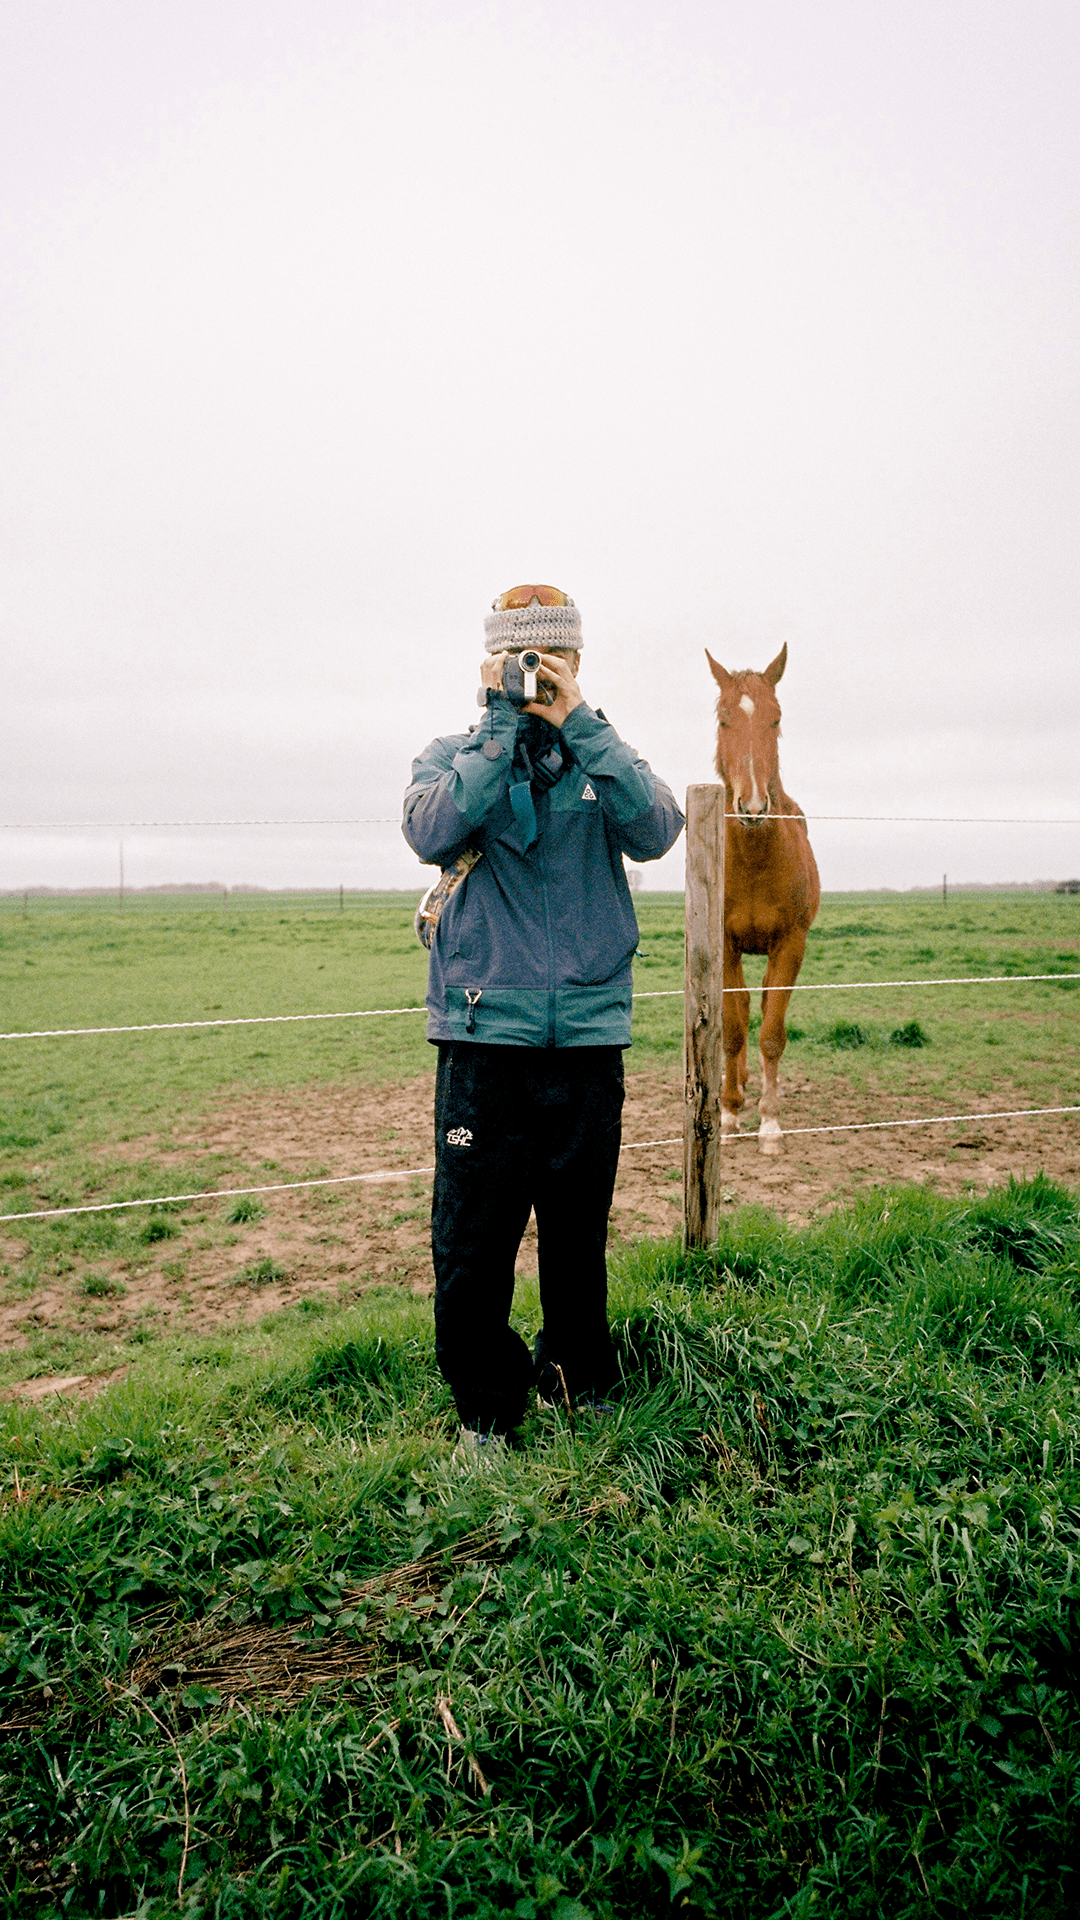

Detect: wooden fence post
[684, 784, 725, 1248]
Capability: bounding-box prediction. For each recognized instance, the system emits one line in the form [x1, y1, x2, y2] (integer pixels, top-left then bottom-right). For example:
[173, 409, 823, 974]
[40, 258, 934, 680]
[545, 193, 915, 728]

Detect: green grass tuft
[140, 1210, 180, 1244]
[237, 1255, 288, 1288]
[889, 1018, 929, 1047]
[228, 1195, 267, 1225]
[824, 1018, 871, 1049]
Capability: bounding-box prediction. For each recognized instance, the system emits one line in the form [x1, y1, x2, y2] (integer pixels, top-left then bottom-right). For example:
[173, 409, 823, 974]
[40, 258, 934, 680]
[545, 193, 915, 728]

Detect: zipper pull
[464, 989, 482, 1034]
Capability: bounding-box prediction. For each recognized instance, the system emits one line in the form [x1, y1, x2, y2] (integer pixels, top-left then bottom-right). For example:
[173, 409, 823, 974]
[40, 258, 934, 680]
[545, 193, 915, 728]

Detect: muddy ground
[3, 1061, 1077, 1391]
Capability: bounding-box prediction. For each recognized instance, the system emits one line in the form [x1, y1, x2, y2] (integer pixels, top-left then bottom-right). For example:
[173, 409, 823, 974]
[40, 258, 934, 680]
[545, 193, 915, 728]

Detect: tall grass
[2, 1175, 1079, 1916]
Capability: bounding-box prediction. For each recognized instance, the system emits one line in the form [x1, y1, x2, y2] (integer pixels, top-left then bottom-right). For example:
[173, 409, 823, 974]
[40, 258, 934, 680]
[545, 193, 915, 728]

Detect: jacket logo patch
[581, 783, 597, 801]
[446, 1127, 473, 1147]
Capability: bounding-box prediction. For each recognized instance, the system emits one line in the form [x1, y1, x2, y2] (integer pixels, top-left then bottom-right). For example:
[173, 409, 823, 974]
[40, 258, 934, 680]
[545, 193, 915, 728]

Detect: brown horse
[706, 643, 820, 1154]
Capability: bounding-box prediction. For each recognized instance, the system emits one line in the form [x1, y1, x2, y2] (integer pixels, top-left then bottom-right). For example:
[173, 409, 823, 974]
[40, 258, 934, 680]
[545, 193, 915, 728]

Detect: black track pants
[431, 1042, 625, 1434]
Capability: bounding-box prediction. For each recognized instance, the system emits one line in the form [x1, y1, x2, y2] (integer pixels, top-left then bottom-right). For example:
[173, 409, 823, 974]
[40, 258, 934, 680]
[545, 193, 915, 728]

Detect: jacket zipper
[538, 813, 556, 1045]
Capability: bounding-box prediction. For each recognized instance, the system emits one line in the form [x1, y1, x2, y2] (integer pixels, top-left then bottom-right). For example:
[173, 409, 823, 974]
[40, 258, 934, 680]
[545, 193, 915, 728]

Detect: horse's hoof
[758, 1119, 783, 1156]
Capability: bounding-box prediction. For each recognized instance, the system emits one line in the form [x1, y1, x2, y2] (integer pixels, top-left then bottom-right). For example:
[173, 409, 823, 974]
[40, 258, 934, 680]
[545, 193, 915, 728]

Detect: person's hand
[528, 652, 583, 729]
[480, 652, 508, 692]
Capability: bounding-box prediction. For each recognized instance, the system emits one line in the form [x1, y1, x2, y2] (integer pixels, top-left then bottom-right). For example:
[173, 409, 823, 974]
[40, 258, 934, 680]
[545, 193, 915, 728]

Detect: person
[402, 585, 684, 1457]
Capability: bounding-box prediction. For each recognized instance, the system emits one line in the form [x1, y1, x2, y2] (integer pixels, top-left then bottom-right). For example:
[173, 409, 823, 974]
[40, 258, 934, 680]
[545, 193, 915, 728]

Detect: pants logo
[446, 1127, 473, 1147]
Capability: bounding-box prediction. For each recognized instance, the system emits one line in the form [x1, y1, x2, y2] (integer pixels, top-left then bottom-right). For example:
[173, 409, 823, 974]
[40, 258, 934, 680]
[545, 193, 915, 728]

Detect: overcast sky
[3, 0, 1079, 894]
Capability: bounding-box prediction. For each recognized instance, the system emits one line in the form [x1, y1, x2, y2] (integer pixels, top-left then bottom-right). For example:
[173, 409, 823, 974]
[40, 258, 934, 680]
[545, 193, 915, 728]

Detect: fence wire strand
[3, 972, 1077, 1043]
[0, 1005, 428, 1041]
[622, 1104, 1080, 1149]
[3, 819, 399, 830]
[5, 814, 1080, 828]
[3, 1105, 1078, 1224]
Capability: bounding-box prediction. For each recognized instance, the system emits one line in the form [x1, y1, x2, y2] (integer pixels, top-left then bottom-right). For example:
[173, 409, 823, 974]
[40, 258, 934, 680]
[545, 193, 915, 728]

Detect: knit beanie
[484, 584, 583, 653]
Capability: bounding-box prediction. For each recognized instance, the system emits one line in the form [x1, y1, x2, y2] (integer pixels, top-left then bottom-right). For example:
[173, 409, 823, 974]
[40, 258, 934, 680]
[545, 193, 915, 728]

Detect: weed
[79, 1275, 125, 1299]
[140, 1212, 179, 1244]
[890, 1018, 929, 1046]
[238, 1256, 287, 1288]
[229, 1196, 267, 1225]
[825, 1018, 871, 1049]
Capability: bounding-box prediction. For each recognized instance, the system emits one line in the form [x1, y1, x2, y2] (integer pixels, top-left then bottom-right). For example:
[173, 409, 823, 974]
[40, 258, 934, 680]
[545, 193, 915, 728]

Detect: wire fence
[4, 814, 1080, 828]
[2, 807, 1077, 1230]
[2, 971, 1077, 1045]
[4, 1106, 1079, 1225]
[0, 892, 426, 921]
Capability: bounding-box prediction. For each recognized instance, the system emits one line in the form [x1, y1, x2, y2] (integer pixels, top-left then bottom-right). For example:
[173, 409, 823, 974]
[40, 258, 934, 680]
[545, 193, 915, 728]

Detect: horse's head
[705, 644, 787, 824]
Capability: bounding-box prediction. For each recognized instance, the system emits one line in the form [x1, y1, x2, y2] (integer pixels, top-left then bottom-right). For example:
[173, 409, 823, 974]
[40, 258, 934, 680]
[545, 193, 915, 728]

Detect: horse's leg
[757, 933, 807, 1155]
[721, 945, 749, 1137]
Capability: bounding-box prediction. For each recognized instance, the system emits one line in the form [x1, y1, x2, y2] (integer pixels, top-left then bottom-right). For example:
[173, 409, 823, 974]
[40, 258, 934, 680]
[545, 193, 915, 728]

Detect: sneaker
[451, 1427, 506, 1466]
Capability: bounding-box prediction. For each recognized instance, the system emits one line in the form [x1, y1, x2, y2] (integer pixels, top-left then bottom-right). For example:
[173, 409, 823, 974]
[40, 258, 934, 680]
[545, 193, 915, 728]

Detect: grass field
[0, 889, 1078, 1914]
[2, 1177, 1079, 1916]
[0, 889, 1077, 1390]
[2, 885, 1076, 1150]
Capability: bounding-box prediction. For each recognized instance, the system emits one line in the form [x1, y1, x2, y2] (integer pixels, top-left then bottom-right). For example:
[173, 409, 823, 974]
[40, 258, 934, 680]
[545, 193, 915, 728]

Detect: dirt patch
[613, 1064, 1079, 1234]
[2, 1367, 128, 1403]
[2, 1066, 1077, 1358]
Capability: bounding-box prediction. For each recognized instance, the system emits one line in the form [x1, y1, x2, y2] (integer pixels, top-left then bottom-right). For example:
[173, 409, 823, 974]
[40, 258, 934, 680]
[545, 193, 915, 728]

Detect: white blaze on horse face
[721, 689, 770, 814]
[721, 693, 770, 813]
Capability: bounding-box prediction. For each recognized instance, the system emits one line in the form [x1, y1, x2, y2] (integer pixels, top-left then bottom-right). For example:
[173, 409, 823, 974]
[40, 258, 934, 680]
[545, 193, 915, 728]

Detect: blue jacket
[402, 694, 684, 1047]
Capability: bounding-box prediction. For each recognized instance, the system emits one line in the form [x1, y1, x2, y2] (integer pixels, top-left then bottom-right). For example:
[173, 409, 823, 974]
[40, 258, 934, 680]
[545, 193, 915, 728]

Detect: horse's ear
[763, 643, 787, 686]
[705, 649, 732, 691]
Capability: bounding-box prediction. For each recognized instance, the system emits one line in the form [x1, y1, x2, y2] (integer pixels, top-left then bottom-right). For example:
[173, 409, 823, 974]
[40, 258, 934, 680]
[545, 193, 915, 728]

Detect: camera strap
[414, 846, 483, 949]
[530, 736, 566, 790]
[507, 726, 570, 852]
[508, 767, 538, 851]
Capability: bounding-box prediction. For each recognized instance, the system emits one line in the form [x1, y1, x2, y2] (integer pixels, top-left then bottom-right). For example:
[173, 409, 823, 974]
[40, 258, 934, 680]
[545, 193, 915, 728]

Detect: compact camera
[502, 648, 556, 709]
